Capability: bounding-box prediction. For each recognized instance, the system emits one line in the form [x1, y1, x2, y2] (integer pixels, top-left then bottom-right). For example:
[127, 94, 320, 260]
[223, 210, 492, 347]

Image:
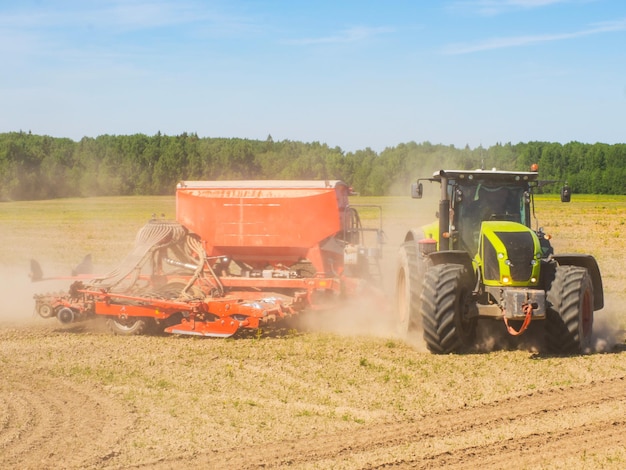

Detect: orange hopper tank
[176, 180, 352, 275]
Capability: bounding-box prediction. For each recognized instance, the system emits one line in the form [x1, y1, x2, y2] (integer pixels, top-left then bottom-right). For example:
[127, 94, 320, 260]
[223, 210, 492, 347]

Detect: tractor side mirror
[411, 182, 423, 199]
[560, 184, 571, 203]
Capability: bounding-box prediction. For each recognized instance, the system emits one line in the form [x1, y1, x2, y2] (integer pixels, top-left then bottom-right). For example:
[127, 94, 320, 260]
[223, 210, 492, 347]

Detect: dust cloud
[468, 297, 625, 354]
[287, 182, 438, 346]
[590, 296, 625, 353]
[0, 262, 115, 333]
[0, 265, 53, 325]
[288, 297, 397, 339]
[0, 256, 95, 327]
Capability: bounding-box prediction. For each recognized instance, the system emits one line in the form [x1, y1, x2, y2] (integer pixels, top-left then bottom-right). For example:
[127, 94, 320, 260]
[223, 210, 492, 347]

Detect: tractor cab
[400, 166, 603, 355]
[453, 180, 531, 255]
[412, 169, 538, 255]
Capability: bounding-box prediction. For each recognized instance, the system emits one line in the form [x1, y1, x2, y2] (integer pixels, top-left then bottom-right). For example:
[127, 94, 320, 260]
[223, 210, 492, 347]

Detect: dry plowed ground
[1, 195, 625, 469]
[165, 377, 626, 469]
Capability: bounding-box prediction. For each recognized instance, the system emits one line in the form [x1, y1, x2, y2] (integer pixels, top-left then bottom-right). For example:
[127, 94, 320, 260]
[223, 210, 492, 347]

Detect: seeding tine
[29, 259, 43, 282]
[72, 254, 93, 276]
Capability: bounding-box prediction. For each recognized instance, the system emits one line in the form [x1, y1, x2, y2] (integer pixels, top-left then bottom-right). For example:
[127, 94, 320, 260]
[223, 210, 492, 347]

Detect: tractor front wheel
[396, 242, 425, 339]
[421, 263, 476, 354]
[107, 317, 154, 336]
[545, 265, 594, 354]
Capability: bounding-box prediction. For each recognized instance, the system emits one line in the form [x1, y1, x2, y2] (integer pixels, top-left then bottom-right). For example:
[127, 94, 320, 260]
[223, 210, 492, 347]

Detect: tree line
[1, 131, 624, 201]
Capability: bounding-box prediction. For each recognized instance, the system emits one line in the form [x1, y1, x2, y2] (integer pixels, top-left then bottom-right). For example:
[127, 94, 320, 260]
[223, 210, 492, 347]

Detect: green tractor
[396, 167, 603, 354]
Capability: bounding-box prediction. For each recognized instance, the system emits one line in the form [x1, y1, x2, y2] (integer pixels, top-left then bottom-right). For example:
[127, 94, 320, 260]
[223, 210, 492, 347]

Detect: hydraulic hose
[503, 302, 533, 336]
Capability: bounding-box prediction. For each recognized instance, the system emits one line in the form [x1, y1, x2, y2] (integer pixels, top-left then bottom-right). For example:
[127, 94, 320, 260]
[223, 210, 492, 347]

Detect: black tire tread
[396, 242, 425, 338]
[421, 264, 474, 354]
[545, 265, 593, 354]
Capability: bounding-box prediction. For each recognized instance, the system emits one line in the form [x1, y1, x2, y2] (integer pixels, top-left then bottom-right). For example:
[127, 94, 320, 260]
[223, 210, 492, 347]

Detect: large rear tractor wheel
[421, 264, 476, 354]
[107, 317, 154, 336]
[545, 265, 594, 354]
[396, 242, 425, 339]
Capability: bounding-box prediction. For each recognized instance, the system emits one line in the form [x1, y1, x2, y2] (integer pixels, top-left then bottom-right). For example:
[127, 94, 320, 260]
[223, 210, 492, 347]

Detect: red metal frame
[34, 180, 383, 337]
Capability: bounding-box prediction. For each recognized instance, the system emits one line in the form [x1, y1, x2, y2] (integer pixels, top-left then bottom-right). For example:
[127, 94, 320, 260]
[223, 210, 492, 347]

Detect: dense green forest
[0, 131, 624, 200]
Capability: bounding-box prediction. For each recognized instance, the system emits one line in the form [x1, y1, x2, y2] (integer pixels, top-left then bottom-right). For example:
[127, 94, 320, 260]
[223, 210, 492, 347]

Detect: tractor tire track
[139, 376, 626, 469]
[404, 419, 625, 470]
[0, 369, 134, 470]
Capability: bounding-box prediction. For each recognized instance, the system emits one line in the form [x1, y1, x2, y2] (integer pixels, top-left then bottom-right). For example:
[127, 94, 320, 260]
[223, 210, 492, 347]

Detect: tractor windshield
[455, 182, 527, 254]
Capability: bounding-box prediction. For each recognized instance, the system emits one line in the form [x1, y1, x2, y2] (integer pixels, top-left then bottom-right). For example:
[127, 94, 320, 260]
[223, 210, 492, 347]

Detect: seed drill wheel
[107, 316, 155, 336]
[545, 265, 594, 354]
[106, 281, 200, 336]
[421, 263, 477, 354]
[37, 303, 55, 319]
[395, 242, 423, 338]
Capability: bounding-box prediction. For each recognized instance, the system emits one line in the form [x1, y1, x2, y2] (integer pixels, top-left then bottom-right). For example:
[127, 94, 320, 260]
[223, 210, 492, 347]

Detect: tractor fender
[402, 228, 439, 260]
[428, 250, 476, 284]
[403, 228, 425, 244]
[552, 254, 604, 310]
[403, 221, 439, 245]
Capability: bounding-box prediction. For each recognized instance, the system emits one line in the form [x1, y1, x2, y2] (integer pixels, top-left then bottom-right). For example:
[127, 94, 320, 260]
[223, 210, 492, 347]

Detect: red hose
[503, 303, 533, 336]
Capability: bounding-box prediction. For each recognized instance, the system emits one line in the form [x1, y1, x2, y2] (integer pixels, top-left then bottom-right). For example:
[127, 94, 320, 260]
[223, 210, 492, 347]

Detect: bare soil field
[1, 194, 625, 469]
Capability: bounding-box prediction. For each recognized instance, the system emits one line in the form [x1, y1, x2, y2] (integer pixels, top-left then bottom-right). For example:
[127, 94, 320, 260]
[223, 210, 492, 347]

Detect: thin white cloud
[449, 0, 576, 16]
[0, 1, 258, 35]
[104, 1, 260, 35]
[442, 17, 626, 54]
[0, 0, 263, 69]
[285, 26, 394, 46]
[0, 2, 171, 30]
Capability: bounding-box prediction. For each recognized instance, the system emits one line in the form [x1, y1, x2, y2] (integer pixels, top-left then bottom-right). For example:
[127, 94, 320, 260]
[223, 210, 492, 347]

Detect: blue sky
[1, 0, 625, 151]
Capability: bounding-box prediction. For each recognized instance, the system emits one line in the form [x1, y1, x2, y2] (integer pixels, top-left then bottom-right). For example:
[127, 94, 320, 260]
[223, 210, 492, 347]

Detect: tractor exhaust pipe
[438, 171, 450, 251]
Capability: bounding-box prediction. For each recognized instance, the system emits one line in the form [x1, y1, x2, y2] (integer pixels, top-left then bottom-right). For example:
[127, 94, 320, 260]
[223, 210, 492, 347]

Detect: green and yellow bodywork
[419, 220, 543, 289]
[476, 221, 543, 288]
